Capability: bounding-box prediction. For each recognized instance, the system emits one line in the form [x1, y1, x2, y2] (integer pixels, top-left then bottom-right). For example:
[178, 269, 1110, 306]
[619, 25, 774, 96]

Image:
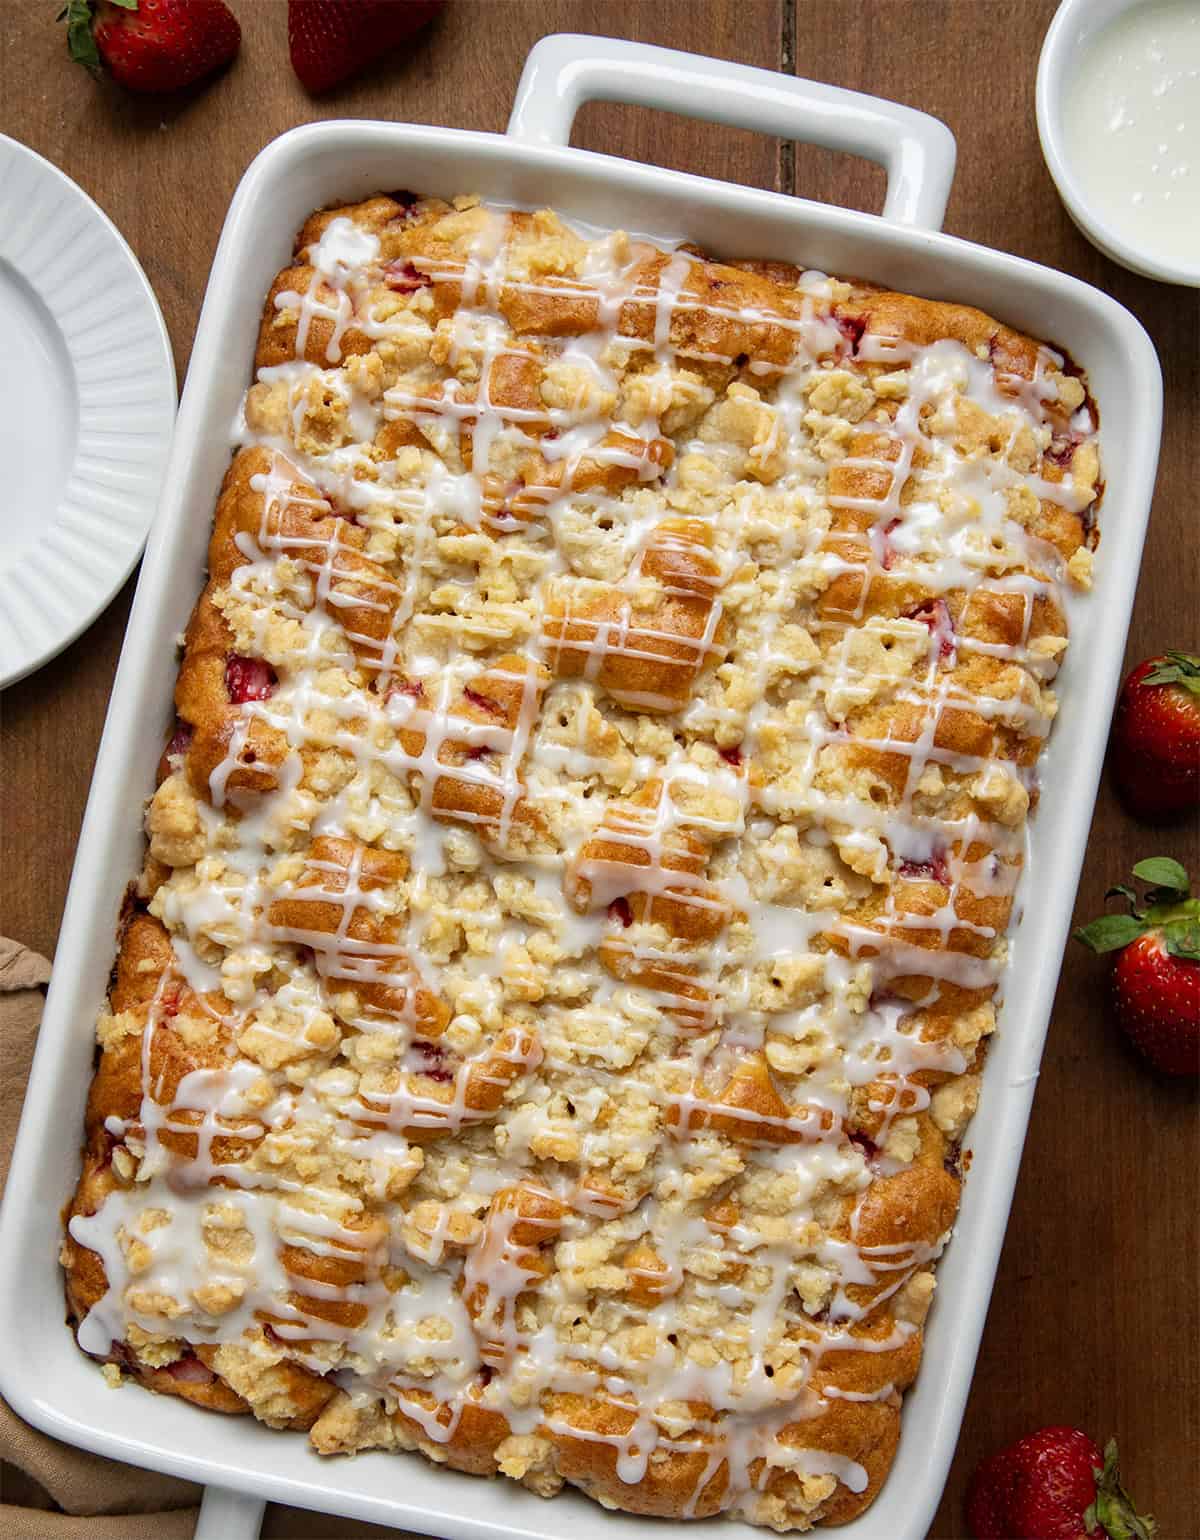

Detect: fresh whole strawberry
[1110, 651, 1200, 820]
[966, 1429, 1153, 1540]
[288, 0, 445, 95]
[1074, 857, 1200, 1076]
[61, 0, 241, 94]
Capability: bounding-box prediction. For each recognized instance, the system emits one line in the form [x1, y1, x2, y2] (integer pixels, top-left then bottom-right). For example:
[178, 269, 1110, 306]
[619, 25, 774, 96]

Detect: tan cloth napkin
[0, 938, 415, 1540]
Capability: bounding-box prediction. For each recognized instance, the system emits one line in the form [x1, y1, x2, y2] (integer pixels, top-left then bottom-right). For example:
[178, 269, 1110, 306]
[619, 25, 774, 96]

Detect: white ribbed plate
[0, 135, 175, 688]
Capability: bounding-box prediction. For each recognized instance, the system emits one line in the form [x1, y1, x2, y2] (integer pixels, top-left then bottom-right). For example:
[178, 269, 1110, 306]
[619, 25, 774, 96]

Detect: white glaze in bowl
[1038, 0, 1200, 286]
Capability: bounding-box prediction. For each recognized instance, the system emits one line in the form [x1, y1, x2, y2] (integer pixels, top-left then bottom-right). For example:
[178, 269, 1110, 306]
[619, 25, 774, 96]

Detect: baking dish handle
[508, 34, 956, 231]
[195, 1485, 265, 1540]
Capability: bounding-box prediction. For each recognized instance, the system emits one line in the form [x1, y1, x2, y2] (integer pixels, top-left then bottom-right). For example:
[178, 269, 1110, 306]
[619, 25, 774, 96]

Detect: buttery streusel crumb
[63, 192, 1100, 1531]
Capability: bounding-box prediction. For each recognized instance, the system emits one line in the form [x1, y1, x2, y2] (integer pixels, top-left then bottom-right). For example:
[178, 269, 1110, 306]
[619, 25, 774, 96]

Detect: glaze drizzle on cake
[63, 193, 1100, 1531]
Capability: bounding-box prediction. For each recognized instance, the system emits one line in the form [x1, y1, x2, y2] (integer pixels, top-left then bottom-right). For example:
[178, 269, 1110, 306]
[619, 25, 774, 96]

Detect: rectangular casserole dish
[0, 35, 1162, 1540]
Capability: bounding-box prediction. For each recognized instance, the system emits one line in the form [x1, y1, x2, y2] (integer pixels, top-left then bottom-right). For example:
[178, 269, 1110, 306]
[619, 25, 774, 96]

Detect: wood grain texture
[1, 2, 1196, 1536]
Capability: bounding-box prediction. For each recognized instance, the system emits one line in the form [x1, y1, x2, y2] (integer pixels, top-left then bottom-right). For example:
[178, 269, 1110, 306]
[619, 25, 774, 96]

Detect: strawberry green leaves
[59, 0, 103, 74]
[1131, 857, 1188, 892]
[1142, 650, 1200, 697]
[1075, 859, 1199, 953]
[1075, 914, 1146, 953]
[1083, 1440, 1156, 1540]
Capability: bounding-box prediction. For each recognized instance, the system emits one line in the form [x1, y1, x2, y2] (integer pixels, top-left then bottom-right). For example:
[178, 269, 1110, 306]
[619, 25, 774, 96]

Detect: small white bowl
[1037, 0, 1200, 287]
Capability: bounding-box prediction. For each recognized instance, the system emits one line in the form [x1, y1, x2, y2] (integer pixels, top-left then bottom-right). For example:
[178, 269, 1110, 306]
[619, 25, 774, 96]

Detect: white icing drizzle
[69, 194, 1100, 1528]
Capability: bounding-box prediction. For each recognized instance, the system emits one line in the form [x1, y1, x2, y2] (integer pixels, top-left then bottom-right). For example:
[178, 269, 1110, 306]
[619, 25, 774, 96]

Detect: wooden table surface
[1, 3, 1196, 1536]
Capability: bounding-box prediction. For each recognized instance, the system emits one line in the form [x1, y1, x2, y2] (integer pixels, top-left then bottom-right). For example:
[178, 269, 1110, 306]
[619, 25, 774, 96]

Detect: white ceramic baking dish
[0, 35, 1162, 1540]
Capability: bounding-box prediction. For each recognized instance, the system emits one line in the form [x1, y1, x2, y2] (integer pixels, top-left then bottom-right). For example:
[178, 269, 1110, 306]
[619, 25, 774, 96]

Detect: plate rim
[0, 132, 176, 690]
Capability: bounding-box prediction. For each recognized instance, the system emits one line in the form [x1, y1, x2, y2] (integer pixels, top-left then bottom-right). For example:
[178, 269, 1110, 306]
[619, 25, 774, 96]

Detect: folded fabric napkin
[0, 938, 414, 1540]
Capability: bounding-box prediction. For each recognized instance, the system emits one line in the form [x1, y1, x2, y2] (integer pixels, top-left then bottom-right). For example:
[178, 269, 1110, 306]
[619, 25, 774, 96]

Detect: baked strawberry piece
[383, 259, 431, 293]
[225, 655, 278, 704]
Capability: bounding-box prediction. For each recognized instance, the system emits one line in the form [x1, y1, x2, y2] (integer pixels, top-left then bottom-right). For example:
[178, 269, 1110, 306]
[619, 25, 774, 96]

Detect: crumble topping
[65, 192, 1100, 1531]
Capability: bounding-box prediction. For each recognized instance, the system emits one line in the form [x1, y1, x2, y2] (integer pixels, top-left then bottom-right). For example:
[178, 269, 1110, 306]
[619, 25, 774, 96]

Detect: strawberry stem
[1075, 861, 1195, 953]
[1084, 1439, 1155, 1540]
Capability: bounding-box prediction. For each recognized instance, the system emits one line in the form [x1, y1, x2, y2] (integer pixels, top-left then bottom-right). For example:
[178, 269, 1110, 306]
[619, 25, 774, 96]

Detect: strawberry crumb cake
[62, 193, 1101, 1530]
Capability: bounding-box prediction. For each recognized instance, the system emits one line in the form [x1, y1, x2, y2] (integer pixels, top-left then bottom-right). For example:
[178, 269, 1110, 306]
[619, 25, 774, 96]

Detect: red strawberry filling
[719, 744, 743, 767]
[157, 720, 193, 783]
[1046, 431, 1082, 468]
[876, 516, 903, 571]
[899, 850, 951, 886]
[904, 598, 957, 662]
[836, 313, 867, 355]
[387, 678, 426, 705]
[411, 1039, 453, 1083]
[225, 655, 278, 704]
[164, 721, 192, 760]
[462, 684, 503, 717]
[608, 896, 634, 928]
[165, 1352, 215, 1385]
[384, 259, 431, 294]
[847, 1129, 879, 1161]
